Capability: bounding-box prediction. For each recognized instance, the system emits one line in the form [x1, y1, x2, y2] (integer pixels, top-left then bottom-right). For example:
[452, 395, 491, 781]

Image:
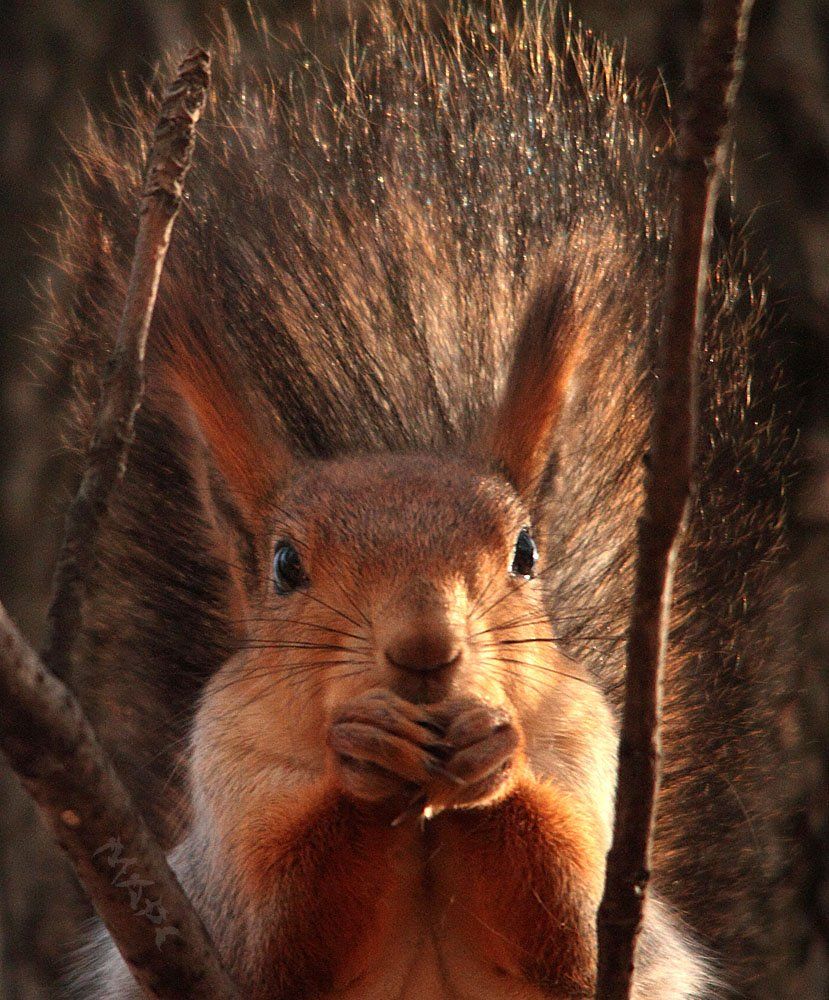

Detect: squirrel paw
[425, 698, 521, 811]
[328, 688, 451, 805]
[328, 690, 521, 819]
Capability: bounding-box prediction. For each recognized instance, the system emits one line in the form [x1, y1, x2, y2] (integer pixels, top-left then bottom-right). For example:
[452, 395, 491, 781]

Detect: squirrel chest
[317, 848, 555, 1000]
[216, 775, 602, 1000]
[274, 814, 563, 1000]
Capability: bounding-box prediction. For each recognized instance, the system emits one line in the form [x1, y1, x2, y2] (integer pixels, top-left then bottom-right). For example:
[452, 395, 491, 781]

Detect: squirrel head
[154, 281, 588, 771]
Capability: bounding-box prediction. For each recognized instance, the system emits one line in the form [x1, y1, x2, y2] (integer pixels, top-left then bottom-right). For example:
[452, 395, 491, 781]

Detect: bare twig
[0, 602, 238, 998]
[0, 48, 239, 998]
[43, 48, 210, 684]
[594, 2, 755, 997]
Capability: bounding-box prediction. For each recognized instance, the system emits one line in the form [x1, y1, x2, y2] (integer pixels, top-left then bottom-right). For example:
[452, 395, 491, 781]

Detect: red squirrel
[54, 2, 802, 997]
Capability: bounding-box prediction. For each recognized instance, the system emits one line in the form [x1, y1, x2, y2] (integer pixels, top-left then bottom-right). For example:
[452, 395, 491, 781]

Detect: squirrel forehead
[275, 453, 523, 556]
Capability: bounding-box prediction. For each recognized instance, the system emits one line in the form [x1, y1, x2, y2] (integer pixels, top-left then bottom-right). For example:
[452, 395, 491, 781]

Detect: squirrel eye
[510, 527, 538, 580]
[272, 540, 307, 595]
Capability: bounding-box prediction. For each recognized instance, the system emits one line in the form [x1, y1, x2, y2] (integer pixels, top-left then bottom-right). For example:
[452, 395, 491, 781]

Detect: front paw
[328, 689, 451, 806]
[426, 699, 521, 811]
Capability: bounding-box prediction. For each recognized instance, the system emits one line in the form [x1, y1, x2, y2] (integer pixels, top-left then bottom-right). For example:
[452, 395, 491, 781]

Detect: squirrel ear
[483, 282, 586, 497]
[153, 320, 291, 534]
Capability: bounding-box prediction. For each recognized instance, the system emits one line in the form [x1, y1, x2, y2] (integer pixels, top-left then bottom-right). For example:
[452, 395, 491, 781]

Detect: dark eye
[510, 527, 538, 580]
[272, 540, 307, 595]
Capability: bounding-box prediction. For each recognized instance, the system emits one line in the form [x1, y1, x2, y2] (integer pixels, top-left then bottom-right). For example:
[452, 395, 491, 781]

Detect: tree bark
[595, 2, 755, 996]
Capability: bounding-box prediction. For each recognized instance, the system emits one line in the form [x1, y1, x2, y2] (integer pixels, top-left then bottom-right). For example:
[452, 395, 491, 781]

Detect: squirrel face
[189, 449, 577, 790]
[242, 452, 554, 708]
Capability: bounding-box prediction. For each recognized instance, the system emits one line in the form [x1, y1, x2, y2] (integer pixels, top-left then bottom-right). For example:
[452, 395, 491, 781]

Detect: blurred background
[0, 1, 826, 996]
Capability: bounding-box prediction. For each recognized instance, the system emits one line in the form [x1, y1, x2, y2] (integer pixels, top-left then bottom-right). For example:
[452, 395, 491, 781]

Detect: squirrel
[47, 2, 804, 998]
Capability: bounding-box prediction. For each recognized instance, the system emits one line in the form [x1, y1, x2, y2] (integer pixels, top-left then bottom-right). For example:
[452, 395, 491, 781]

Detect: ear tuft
[151, 299, 291, 532]
[484, 280, 588, 496]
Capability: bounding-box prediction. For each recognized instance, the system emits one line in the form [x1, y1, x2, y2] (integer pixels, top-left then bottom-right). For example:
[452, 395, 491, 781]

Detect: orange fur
[220, 775, 607, 999]
[429, 778, 605, 994]
[236, 788, 409, 998]
[153, 280, 291, 527]
[486, 281, 588, 496]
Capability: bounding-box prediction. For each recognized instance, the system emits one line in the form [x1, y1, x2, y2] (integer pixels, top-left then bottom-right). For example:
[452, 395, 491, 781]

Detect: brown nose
[385, 624, 461, 674]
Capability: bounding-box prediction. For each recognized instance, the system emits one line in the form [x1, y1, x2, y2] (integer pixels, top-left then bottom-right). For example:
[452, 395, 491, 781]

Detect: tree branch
[43, 48, 210, 684]
[0, 602, 238, 998]
[0, 48, 239, 998]
[594, 2, 755, 997]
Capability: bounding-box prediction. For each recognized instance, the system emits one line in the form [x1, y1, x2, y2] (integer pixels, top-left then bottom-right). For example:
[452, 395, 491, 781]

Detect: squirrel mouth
[391, 672, 454, 706]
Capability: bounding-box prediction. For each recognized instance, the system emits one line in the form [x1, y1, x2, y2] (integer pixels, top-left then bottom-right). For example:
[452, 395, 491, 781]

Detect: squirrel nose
[384, 624, 462, 674]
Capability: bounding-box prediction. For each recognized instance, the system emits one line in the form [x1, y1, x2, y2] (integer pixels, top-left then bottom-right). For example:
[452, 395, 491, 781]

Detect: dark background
[0, 1, 826, 996]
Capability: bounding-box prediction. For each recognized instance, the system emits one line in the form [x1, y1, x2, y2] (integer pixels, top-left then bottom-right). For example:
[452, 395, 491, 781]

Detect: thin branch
[594, 2, 755, 997]
[0, 48, 239, 998]
[43, 48, 210, 684]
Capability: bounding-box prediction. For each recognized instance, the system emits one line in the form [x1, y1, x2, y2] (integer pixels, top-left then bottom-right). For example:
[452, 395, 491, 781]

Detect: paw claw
[417, 719, 446, 738]
[425, 758, 467, 785]
[391, 791, 427, 827]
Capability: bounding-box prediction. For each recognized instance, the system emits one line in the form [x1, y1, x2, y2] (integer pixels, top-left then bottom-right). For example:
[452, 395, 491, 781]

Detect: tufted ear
[151, 309, 292, 595]
[484, 281, 587, 498]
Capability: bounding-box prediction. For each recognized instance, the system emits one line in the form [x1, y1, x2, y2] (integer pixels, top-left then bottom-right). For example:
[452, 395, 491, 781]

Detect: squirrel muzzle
[375, 578, 467, 701]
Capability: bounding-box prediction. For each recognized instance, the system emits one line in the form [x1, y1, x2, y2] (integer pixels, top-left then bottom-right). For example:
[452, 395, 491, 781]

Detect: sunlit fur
[73, 448, 711, 997]
[49, 2, 801, 997]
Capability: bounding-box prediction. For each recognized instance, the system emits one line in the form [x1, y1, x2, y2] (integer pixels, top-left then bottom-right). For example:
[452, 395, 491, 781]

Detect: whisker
[467, 572, 498, 619]
[238, 640, 363, 653]
[301, 590, 368, 631]
[331, 580, 372, 628]
[238, 616, 367, 643]
[468, 614, 553, 638]
[481, 661, 560, 701]
[496, 635, 625, 646]
[198, 658, 370, 703]
[492, 655, 596, 687]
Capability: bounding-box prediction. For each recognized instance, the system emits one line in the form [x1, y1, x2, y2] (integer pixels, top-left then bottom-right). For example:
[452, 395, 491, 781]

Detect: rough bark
[0, 603, 238, 999]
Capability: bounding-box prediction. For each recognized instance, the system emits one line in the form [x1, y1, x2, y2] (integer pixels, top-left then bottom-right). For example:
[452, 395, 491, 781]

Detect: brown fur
[486, 271, 592, 496]
[48, 2, 804, 997]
